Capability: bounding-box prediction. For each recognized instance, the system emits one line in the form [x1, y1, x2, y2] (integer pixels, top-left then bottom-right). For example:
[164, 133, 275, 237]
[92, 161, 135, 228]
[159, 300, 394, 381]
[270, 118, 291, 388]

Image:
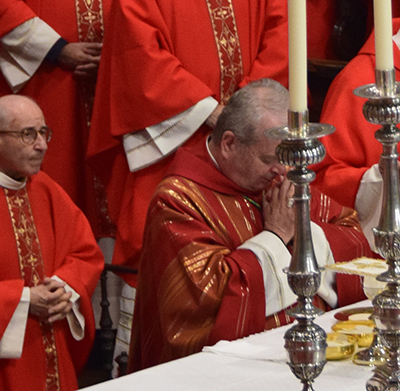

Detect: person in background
[88, 0, 290, 372]
[87, 0, 290, 286]
[129, 79, 373, 371]
[0, 95, 103, 390]
[311, 18, 400, 250]
[0, 0, 114, 238]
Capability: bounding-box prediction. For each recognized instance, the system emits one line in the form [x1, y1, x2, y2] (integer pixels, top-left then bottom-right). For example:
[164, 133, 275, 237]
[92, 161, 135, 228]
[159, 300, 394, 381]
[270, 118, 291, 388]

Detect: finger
[42, 276, 53, 285]
[83, 42, 103, 49]
[83, 47, 102, 56]
[264, 187, 273, 203]
[76, 63, 98, 71]
[44, 279, 65, 292]
[50, 289, 72, 303]
[48, 302, 73, 323]
[46, 287, 69, 303]
[262, 195, 270, 211]
[48, 298, 71, 315]
[279, 177, 292, 195]
[269, 182, 282, 205]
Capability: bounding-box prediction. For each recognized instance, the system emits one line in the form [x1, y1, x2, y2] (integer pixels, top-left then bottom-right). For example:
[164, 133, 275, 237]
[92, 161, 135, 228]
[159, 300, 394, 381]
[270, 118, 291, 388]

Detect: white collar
[206, 135, 221, 171]
[0, 171, 27, 190]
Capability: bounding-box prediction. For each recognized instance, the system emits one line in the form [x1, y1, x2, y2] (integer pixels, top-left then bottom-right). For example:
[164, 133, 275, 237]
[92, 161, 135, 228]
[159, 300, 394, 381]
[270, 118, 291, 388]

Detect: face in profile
[0, 98, 48, 180]
[233, 136, 285, 192]
[228, 113, 287, 193]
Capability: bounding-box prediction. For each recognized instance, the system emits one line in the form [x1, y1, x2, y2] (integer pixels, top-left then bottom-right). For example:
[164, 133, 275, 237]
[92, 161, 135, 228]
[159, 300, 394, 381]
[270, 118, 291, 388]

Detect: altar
[82, 300, 373, 391]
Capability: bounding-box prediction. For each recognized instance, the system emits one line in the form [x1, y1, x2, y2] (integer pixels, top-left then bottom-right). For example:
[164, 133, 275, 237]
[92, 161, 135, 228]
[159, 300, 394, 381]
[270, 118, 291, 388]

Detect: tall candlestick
[373, 0, 394, 70]
[288, 0, 307, 112]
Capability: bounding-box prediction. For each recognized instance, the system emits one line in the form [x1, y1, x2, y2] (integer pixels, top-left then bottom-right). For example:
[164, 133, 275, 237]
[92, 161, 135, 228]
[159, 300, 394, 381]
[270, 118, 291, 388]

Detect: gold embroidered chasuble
[129, 136, 373, 371]
[5, 187, 60, 391]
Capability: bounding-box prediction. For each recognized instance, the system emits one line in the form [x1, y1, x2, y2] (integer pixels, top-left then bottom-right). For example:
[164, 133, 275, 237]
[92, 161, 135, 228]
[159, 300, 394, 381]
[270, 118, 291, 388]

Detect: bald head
[0, 95, 42, 130]
[0, 95, 48, 180]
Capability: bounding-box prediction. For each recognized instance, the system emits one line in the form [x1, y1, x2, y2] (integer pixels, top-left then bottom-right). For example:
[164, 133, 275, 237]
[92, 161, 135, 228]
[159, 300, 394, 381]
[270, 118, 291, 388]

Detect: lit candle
[288, 0, 307, 112]
[373, 0, 394, 70]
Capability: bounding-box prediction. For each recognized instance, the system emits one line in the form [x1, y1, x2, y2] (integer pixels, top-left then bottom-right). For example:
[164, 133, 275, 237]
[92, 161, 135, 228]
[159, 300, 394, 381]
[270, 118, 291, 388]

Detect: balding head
[0, 95, 41, 129]
[212, 78, 288, 147]
[208, 79, 287, 192]
[0, 95, 48, 180]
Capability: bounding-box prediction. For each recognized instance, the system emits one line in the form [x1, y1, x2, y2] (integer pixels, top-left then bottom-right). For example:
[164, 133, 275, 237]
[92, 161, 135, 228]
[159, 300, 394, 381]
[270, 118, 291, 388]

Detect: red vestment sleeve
[0, 0, 36, 37]
[0, 280, 24, 338]
[89, 0, 214, 148]
[310, 187, 373, 306]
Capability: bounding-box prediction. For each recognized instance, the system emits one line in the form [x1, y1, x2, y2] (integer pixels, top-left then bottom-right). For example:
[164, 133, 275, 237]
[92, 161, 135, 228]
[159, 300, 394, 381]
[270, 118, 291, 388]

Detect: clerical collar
[206, 135, 221, 171]
[0, 171, 27, 190]
[206, 135, 261, 208]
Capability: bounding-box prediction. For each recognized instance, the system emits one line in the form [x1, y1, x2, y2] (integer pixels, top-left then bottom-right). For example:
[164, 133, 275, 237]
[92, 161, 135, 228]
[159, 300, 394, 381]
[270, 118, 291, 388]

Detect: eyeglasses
[0, 126, 52, 145]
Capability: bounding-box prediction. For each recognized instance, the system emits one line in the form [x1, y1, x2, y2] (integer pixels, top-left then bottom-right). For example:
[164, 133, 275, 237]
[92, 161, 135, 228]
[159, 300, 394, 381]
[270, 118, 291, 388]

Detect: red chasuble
[128, 136, 373, 372]
[312, 19, 400, 208]
[88, 0, 290, 281]
[0, 0, 113, 237]
[0, 172, 103, 391]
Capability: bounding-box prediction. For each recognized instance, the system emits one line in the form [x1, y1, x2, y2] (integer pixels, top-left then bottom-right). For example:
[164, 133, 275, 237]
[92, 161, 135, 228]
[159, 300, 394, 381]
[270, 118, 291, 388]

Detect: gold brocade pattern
[75, 0, 115, 236]
[318, 192, 331, 223]
[206, 0, 244, 104]
[75, 0, 104, 44]
[5, 188, 60, 391]
[163, 178, 231, 244]
[75, 0, 104, 122]
[158, 178, 263, 357]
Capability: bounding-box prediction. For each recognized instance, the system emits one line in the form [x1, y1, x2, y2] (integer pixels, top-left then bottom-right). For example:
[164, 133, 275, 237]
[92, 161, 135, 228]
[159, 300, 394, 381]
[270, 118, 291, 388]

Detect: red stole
[5, 188, 60, 391]
[206, 0, 244, 103]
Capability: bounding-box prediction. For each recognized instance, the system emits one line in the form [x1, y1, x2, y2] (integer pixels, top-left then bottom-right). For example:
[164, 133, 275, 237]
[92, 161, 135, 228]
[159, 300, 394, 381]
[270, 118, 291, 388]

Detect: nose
[271, 160, 286, 176]
[34, 132, 48, 151]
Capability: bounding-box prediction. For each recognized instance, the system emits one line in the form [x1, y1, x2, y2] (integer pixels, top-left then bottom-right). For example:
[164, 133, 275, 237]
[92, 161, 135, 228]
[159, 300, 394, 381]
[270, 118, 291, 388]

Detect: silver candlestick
[354, 68, 400, 391]
[268, 110, 335, 391]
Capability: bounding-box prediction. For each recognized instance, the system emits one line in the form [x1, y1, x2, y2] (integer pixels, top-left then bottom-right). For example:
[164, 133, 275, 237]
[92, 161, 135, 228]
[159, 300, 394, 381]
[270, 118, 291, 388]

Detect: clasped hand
[29, 277, 73, 323]
[57, 42, 102, 78]
[262, 175, 295, 244]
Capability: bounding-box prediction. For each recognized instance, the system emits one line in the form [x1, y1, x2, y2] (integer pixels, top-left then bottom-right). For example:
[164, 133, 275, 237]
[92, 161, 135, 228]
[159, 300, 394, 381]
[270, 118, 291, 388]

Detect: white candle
[373, 0, 394, 70]
[288, 0, 307, 112]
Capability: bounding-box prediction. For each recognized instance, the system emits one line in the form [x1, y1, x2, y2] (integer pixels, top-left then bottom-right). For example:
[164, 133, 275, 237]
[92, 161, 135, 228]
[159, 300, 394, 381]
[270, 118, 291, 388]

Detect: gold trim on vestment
[5, 188, 60, 391]
[206, 0, 244, 104]
[75, 0, 115, 236]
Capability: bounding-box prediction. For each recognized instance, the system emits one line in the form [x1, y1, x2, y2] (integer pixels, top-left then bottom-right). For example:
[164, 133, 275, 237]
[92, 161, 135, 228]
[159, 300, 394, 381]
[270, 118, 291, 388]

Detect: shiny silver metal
[267, 110, 335, 391]
[354, 69, 400, 391]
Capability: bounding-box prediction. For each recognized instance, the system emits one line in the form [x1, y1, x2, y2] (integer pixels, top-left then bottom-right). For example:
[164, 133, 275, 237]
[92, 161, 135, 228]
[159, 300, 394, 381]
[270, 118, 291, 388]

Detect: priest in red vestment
[0, 95, 103, 390]
[0, 0, 113, 237]
[129, 79, 373, 372]
[88, 0, 290, 284]
[312, 18, 400, 250]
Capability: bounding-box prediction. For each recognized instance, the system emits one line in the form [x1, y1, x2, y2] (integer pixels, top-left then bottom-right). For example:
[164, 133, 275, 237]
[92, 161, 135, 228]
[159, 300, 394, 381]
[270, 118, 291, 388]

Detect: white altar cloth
[82, 300, 375, 391]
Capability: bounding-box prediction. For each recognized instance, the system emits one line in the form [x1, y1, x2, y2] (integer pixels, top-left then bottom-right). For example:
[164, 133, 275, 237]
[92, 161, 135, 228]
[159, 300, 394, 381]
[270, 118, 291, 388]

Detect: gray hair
[213, 78, 288, 146]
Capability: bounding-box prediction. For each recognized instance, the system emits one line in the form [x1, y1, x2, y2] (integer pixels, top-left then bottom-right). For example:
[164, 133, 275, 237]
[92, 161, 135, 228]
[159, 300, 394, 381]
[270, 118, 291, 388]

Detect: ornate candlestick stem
[354, 69, 400, 391]
[268, 110, 334, 391]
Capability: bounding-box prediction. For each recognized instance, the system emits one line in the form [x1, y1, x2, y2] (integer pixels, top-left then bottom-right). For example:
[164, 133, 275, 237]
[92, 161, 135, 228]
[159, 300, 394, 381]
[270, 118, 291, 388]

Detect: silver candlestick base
[268, 110, 335, 391]
[354, 69, 400, 391]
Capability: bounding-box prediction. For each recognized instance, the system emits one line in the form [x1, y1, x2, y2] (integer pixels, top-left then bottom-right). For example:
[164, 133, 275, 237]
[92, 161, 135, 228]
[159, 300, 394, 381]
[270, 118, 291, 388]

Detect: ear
[220, 130, 237, 159]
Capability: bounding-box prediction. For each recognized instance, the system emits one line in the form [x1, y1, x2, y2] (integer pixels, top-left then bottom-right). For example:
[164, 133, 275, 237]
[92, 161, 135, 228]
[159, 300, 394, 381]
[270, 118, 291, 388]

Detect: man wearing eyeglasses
[0, 95, 104, 390]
